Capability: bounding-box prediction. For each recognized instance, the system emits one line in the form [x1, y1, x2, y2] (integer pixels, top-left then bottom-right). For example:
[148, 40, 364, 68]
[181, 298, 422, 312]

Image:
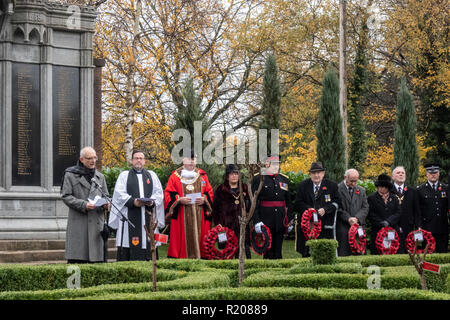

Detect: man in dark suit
[391, 166, 422, 253]
[336, 169, 369, 256]
[417, 163, 448, 253]
[368, 174, 402, 254]
[251, 155, 291, 259]
[294, 162, 341, 257]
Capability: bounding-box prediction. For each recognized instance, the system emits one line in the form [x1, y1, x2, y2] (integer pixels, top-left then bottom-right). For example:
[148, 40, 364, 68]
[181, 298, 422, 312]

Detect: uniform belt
[260, 201, 286, 207]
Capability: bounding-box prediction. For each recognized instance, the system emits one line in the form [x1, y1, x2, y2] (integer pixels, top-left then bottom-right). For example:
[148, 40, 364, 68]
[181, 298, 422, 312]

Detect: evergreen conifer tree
[348, 24, 368, 175]
[393, 77, 419, 186]
[316, 66, 346, 182]
[260, 54, 281, 157]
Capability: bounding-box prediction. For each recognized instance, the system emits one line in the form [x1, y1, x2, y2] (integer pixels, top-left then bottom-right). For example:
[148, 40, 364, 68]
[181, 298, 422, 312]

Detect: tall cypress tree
[174, 77, 203, 140]
[316, 66, 346, 182]
[393, 77, 419, 186]
[348, 23, 368, 175]
[260, 54, 281, 157]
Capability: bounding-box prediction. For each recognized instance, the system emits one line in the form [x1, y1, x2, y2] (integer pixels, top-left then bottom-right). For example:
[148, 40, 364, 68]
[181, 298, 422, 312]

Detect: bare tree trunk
[238, 166, 264, 286]
[124, 0, 142, 163]
[408, 241, 429, 290]
[145, 207, 158, 292]
[339, 0, 348, 168]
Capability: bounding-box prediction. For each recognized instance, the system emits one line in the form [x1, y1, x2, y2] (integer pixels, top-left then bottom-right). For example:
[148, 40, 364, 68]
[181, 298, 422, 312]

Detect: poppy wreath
[300, 208, 322, 240]
[250, 224, 272, 255]
[375, 227, 400, 255]
[348, 224, 366, 255]
[202, 225, 238, 260]
[405, 229, 436, 254]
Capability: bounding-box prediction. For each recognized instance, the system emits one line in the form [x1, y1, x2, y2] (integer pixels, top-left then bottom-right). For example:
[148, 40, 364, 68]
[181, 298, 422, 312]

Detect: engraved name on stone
[55, 71, 77, 157]
[16, 71, 33, 176]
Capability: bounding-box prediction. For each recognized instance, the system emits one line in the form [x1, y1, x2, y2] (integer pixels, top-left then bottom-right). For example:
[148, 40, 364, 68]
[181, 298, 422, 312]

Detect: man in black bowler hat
[294, 161, 341, 257]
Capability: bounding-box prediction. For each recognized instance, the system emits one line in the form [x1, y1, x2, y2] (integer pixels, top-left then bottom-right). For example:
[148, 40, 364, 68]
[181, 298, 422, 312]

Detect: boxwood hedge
[81, 287, 450, 300]
[1, 253, 449, 300]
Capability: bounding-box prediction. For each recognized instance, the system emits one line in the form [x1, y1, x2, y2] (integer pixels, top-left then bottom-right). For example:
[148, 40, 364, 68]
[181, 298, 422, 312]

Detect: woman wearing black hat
[367, 174, 402, 254]
[211, 164, 252, 258]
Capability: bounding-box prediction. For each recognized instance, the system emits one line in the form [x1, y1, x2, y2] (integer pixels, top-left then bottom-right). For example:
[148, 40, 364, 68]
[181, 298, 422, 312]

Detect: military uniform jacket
[294, 178, 341, 228]
[251, 173, 291, 233]
[417, 182, 448, 234]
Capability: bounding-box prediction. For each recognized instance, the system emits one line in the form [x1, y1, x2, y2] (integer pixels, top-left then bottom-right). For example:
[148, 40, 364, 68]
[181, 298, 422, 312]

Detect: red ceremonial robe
[165, 167, 213, 259]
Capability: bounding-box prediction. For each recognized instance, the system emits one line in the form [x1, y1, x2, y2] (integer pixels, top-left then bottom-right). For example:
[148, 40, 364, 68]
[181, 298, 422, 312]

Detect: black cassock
[118, 169, 153, 261]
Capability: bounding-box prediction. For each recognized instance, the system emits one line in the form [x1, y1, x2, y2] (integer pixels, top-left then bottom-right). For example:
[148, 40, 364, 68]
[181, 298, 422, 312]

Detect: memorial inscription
[11, 63, 41, 186]
[52, 66, 80, 186]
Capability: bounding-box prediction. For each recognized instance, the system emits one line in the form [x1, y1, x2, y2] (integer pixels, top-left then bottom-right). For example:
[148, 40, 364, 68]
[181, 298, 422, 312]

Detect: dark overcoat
[62, 170, 109, 262]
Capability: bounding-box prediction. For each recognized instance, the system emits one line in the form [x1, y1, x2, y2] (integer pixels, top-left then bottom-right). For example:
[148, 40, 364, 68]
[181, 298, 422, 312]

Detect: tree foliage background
[57, 0, 448, 183]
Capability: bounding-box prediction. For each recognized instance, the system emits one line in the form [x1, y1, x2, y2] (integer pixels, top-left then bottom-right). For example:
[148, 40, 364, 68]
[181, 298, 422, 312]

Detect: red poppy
[405, 229, 435, 254]
[348, 224, 366, 255]
[300, 209, 322, 240]
[375, 227, 399, 255]
[202, 225, 238, 260]
[355, 189, 360, 195]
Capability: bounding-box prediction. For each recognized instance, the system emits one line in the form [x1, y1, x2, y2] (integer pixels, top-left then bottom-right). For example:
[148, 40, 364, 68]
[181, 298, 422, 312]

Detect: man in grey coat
[61, 146, 110, 263]
[336, 169, 369, 256]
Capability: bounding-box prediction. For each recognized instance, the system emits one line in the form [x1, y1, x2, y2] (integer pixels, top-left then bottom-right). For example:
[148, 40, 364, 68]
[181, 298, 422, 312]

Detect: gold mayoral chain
[395, 194, 404, 205]
[232, 193, 240, 205]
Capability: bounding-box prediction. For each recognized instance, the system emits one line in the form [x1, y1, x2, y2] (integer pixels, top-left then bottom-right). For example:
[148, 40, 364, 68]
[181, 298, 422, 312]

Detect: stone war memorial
[0, 0, 98, 241]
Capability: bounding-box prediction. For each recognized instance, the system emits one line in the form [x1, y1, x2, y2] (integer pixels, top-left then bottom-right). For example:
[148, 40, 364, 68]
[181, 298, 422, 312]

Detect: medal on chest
[186, 184, 194, 191]
[232, 193, 240, 205]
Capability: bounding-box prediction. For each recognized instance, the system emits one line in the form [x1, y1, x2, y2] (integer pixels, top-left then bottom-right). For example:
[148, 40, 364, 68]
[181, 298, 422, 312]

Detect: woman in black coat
[212, 164, 251, 258]
[368, 174, 402, 254]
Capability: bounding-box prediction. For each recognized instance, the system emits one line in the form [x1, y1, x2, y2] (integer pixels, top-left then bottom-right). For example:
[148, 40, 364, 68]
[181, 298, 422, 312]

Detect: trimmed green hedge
[0, 271, 231, 300]
[242, 272, 421, 290]
[80, 287, 450, 300]
[337, 253, 450, 267]
[306, 239, 338, 265]
[424, 264, 450, 293]
[0, 262, 182, 292]
[2, 253, 450, 299]
[289, 263, 363, 274]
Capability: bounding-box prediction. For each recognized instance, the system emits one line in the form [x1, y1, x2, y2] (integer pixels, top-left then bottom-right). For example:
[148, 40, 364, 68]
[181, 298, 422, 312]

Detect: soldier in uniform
[417, 163, 449, 253]
[294, 162, 341, 257]
[251, 155, 291, 259]
[391, 166, 422, 254]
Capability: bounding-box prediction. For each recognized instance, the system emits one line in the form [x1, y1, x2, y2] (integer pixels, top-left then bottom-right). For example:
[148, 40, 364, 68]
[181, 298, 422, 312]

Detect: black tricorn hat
[225, 164, 239, 175]
[374, 173, 393, 189]
[309, 161, 325, 172]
